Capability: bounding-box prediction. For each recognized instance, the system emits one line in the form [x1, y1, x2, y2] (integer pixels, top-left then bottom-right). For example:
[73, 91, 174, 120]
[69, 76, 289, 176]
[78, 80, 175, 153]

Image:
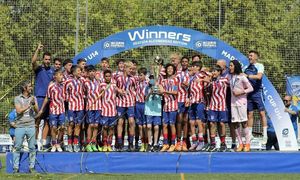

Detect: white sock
[248, 127, 253, 136]
[263, 126, 267, 138]
[42, 139, 47, 146]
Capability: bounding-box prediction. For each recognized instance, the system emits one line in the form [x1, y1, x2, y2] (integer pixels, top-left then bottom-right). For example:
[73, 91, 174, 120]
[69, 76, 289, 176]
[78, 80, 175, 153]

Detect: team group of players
[34, 44, 265, 153]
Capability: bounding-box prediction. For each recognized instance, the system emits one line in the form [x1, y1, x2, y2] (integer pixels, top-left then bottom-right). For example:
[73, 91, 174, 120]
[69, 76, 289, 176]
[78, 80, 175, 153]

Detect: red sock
[163, 133, 168, 140]
[192, 136, 197, 142]
[198, 137, 204, 142]
[107, 136, 112, 146]
[210, 136, 216, 145]
[103, 137, 107, 146]
[220, 136, 226, 144]
[73, 138, 79, 145]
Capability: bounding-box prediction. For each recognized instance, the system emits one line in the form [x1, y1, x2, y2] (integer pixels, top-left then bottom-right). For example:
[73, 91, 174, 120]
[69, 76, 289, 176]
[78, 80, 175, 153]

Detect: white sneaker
[50, 146, 57, 152]
[250, 134, 255, 142]
[56, 145, 63, 152]
[261, 137, 267, 145]
[189, 143, 198, 151]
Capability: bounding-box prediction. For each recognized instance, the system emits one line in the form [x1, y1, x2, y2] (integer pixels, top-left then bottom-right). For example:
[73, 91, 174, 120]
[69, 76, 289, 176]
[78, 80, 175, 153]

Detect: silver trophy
[151, 56, 164, 93]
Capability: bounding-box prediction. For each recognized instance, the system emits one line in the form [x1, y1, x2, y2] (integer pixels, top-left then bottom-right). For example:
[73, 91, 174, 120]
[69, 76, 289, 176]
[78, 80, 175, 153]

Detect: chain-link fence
[0, 0, 299, 135]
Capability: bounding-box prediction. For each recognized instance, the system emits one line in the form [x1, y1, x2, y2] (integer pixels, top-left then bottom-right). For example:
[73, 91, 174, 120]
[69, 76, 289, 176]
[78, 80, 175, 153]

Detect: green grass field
[1, 154, 300, 180]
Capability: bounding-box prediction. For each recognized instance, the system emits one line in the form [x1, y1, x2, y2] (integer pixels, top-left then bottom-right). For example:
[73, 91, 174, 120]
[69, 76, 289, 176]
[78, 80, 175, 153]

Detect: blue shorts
[208, 110, 228, 123]
[68, 110, 85, 124]
[87, 110, 101, 124]
[49, 113, 65, 127]
[117, 106, 135, 118]
[147, 116, 161, 126]
[178, 102, 188, 113]
[100, 116, 117, 127]
[135, 102, 146, 125]
[162, 111, 177, 125]
[37, 97, 49, 120]
[188, 103, 206, 121]
[247, 92, 265, 112]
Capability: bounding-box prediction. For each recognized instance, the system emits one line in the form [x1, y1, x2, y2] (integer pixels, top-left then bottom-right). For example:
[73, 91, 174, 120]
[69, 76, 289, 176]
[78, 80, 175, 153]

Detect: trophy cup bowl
[151, 56, 164, 94]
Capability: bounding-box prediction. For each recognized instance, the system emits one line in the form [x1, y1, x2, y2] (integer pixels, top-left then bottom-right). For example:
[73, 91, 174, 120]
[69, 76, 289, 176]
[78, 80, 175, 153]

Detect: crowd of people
[10, 43, 299, 172]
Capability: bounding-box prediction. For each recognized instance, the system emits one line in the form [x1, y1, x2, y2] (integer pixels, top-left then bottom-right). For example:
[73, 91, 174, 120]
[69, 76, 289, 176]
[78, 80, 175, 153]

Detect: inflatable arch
[73, 25, 297, 151]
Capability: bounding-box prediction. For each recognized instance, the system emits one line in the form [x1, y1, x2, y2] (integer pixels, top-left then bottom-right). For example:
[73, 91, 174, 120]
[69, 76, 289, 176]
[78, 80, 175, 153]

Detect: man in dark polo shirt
[32, 43, 55, 150]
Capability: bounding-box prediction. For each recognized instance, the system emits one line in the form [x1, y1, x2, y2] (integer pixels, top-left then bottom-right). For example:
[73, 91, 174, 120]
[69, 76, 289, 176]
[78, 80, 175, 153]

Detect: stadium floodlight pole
[75, 0, 80, 55]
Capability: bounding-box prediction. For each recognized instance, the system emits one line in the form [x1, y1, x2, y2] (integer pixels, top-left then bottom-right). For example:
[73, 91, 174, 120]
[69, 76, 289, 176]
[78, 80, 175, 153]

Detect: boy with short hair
[64, 66, 85, 152]
[37, 69, 65, 152]
[159, 63, 179, 152]
[100, 70, 119, 152]
[207, 65, 229, 152]
[175, 56, 190, 151]
[115, 61, 137, 151]
[145, 75, 162, 152]
[135, 67, 149, 152]
[187, 61, 207, 151]
[84, 65, 101, 152]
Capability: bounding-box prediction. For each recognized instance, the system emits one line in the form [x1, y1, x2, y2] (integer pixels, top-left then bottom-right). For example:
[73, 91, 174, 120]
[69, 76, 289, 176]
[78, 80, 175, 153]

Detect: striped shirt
[113, 70, 124, 81]
[209, 77, 229, 111]
[47, 82, 65, 115]
[95, 71, 104, 82]
[116, 75, 137, 107]
[189, 72, 206, 104]
[63, 71, 72, 82]
[64, 77, 85, 111]
[161, 76, 179, 112]
[100, 82, 117, 117]
[84, 78, 102, 110]
[176, 69, 189, 103]
[136, 80, 149, 103]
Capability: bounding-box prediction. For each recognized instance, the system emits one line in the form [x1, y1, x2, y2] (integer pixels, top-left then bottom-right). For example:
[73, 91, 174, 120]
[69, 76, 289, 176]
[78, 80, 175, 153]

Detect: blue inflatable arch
[73, 25, 297, 151]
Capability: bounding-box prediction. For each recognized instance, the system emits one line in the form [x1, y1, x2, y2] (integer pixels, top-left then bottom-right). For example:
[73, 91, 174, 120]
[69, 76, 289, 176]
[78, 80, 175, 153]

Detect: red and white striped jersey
[161, 76, 179, 112]
[176, 69, 189, 103]
[84, 78, 102, 111]
[116, 75, 137, 107]
[136, 80, 149, 103]
[95, 70, 104, 83]
[47, 82, 65, 115]
[100, 82, 117, 117]
[189, 72, 206, 104]
[62, 71, 72, 83]
[113, 70, 123, 81]
[64, 77, 85, 111]
[209, 77, 229, 111]
[157, 67, 166, 84]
